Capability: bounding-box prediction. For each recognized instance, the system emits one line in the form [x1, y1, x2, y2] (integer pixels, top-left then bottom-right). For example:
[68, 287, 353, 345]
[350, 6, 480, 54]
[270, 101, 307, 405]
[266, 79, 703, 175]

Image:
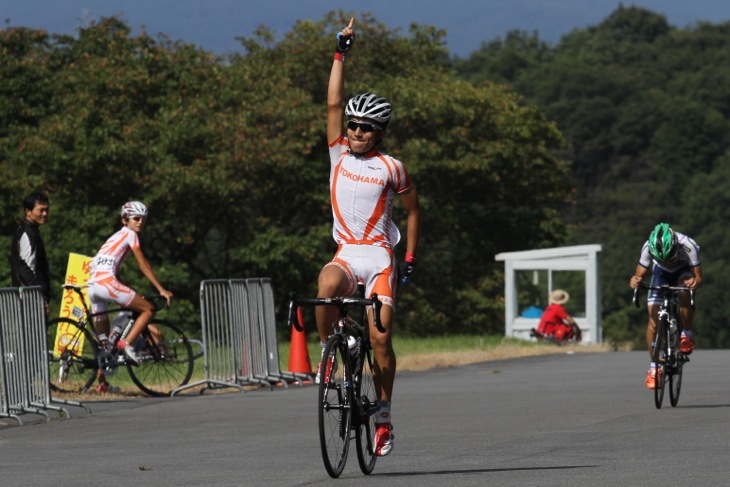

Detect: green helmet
[648, 222, 678, 261]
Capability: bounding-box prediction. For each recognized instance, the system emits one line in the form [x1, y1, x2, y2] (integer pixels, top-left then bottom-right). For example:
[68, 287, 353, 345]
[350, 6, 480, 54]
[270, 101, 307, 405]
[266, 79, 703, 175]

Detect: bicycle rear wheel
[127, 320, 194, 397]
[355, 342, 378, 475]
[318, 334, 352, 478]
[47, 317, 99, 393]
[652, 318, 668, 409]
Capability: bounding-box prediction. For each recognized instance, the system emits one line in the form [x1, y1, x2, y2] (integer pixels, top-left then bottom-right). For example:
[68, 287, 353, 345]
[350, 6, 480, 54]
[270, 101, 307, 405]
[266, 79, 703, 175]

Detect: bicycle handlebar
[143, 294, 169, 312]
[632, 282, 695, 309]
[287, 292, 385, 334]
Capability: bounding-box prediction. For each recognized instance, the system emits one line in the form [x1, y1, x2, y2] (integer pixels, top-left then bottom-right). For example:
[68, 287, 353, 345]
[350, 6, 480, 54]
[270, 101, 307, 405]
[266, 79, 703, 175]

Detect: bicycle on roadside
[633, 282, 695, 409]
[47, 284, 194, 397]
[529, 325, 582, 345]
[288, 287, 385, 478]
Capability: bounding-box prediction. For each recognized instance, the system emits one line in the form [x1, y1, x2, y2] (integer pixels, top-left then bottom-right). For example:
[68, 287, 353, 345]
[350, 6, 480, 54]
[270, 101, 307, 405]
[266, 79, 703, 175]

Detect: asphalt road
[2, 350, 730, 486]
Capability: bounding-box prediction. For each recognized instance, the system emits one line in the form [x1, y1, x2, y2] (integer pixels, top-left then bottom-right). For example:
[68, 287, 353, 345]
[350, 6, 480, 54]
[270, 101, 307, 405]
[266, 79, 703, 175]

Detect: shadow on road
[382, 465, 600, 477]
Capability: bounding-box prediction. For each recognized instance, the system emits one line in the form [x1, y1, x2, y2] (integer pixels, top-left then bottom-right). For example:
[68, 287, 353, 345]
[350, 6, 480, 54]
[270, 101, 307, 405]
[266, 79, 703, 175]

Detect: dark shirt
[10, 220, 50, 301]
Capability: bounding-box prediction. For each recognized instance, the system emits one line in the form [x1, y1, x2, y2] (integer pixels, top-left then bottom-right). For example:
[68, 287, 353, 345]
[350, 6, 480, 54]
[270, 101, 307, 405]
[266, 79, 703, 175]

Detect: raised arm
[327, 18, 354, 144]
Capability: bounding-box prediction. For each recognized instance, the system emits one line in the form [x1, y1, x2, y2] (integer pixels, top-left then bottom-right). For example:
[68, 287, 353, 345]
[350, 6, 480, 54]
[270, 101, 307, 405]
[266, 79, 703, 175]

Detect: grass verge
[293, 334, 612, 373]
[51, 335, 611, 401]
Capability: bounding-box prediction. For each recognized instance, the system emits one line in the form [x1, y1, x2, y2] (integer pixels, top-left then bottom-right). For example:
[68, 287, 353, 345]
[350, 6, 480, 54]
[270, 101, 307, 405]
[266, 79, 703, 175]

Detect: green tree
[459, 5, 730, 347]
[1, 13, 573, 340]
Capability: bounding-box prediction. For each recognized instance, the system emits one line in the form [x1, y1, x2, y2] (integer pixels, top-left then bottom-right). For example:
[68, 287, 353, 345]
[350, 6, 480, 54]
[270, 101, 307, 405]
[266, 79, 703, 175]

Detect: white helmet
[345, 93, 392, 127]
[120, 201, 149, 219]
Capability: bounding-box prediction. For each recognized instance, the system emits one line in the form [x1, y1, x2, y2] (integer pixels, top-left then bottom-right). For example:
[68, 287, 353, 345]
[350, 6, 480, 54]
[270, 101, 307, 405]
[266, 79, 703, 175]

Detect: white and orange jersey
[88, 226, 140, 283]
[328, 135, 413, 248]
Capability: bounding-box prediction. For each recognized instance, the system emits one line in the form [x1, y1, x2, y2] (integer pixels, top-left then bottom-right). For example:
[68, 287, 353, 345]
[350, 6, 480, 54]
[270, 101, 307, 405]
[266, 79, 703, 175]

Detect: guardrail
[0, 286, 88, 426]
[1, 279, 306, 415]
[172, 278, 310, 396]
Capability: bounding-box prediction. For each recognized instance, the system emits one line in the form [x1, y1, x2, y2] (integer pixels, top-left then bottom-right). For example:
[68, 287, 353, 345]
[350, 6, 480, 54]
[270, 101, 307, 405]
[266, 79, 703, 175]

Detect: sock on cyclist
[681, 330, 693, 337]
[376, 401, 392, 424]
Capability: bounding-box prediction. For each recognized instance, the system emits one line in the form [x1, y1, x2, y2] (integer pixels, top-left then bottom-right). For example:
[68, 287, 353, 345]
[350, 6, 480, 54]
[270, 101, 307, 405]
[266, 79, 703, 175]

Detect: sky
[5, 1, 730, 58]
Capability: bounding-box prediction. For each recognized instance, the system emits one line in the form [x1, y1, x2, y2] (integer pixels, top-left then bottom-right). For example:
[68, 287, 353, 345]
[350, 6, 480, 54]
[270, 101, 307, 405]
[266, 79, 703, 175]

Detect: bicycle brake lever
[288, 292, 303, 332]
[370, 294, 385, 333]
[145, 295, 168, 312]
[632, 288, 640, 308]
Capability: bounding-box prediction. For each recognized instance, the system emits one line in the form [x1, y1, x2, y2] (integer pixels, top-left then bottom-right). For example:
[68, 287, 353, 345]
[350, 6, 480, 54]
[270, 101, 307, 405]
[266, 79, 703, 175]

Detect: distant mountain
[5, 0, 730, 58]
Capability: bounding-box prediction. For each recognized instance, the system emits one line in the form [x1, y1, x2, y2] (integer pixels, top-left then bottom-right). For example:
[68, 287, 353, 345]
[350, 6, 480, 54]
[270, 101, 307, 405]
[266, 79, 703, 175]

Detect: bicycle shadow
[379, 464, 600, 477]
[674, 403, 730, 409]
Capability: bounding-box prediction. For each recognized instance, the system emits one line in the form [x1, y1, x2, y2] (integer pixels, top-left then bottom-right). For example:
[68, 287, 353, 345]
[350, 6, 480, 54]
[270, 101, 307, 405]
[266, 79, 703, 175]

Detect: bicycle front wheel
[652, 318, 668, 409]
[127, 320, 194, 397]
[355, 342, 378, 475]
[669, 359, 683, 407]
[318, 334, 352, 478]
[47, 317, 99, 393]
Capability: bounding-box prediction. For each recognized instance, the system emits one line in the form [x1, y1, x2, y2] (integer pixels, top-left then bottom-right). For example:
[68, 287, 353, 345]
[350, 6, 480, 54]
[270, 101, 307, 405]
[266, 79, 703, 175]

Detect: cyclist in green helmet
[629, 222, 702, 389]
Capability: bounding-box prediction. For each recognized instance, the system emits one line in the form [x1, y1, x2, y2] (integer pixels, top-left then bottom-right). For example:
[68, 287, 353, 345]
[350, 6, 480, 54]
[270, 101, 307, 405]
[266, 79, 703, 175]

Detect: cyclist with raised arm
[87, 201, 173, 392]
[314, 18, 421, 457]
[629, 222, 702, 389]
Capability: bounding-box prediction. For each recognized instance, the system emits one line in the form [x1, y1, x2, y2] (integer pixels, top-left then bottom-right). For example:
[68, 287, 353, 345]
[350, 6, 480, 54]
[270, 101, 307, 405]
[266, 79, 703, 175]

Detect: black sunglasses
[347, 120, 383, 133]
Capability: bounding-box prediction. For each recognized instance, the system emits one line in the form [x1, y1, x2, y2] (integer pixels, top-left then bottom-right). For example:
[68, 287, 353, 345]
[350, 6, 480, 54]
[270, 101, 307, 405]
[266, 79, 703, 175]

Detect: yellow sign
[53, 253, 93, 357]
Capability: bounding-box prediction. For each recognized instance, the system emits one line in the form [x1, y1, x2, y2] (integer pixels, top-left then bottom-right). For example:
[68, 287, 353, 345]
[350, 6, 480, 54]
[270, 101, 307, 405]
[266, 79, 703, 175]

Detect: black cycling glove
[398, 260, 416, 285]
[336, 31, 355, 54]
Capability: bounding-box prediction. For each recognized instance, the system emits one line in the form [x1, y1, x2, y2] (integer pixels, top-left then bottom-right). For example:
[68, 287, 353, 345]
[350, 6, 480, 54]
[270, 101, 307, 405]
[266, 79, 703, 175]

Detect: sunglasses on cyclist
[347, 120, 383, 133]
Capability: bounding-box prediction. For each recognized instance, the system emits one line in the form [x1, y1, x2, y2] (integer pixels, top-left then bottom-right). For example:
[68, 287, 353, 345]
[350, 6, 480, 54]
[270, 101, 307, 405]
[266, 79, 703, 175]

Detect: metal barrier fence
[0, 286, 87, 426]
[1, 279, 306, 415]
[173, 278, 311, 395]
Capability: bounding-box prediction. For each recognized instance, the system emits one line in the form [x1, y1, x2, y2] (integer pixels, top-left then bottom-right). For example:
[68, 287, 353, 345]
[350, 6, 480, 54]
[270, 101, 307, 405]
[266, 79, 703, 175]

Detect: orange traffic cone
[288, 307, 312, 374]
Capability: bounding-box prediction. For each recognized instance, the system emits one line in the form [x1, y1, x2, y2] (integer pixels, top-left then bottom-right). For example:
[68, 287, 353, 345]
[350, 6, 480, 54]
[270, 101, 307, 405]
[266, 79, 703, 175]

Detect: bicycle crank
[97, 350, 119, 376]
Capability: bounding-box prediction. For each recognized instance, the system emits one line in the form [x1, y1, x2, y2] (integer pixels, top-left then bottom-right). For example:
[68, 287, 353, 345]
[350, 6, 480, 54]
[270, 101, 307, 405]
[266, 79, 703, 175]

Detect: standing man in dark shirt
[11, 192, 51, 310]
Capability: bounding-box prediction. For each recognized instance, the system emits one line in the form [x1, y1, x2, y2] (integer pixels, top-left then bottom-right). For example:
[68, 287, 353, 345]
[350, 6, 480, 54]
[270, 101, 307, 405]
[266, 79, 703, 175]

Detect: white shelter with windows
[495, 245, 603, 343]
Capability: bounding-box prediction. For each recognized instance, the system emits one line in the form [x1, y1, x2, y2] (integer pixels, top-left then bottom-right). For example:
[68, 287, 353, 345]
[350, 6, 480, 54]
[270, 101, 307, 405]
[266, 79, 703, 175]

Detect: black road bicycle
[633, 282, 694, 409]
[288, 288, 384, 478]
[47, 284, 194, 397]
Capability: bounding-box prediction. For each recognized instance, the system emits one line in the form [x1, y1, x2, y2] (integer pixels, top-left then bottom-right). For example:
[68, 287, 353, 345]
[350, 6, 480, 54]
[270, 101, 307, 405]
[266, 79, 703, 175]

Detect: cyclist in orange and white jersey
[87, 201, 173, 392]
[314, 18, 421, 457]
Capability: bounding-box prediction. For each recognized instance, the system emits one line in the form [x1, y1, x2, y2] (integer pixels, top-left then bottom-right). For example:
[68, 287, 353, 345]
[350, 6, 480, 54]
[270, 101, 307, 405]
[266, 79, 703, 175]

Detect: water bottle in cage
[347, 335, 360, 357]
[110, 311, 132, 346]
